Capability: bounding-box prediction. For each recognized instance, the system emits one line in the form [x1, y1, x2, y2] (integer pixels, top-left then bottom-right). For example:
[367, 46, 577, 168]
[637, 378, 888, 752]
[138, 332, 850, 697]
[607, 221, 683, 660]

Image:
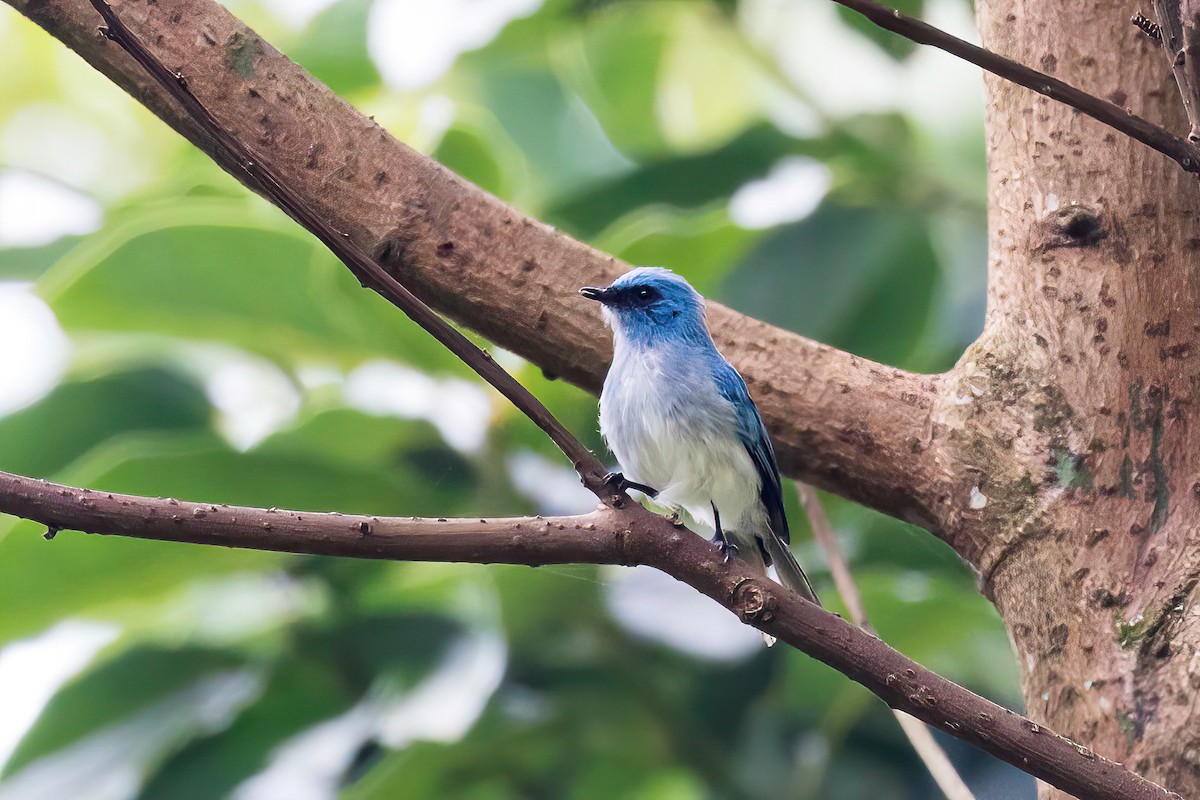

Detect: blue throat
[617, 310, 714, 351]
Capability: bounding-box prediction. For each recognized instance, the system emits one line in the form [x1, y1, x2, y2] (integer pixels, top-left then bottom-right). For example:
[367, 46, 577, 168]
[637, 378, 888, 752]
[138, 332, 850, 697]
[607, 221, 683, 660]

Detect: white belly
[599, 347, 764, 535]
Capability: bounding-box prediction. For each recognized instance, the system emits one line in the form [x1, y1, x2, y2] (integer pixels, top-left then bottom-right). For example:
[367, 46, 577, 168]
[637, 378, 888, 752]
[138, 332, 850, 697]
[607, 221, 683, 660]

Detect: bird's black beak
[579, 286, 611, 303]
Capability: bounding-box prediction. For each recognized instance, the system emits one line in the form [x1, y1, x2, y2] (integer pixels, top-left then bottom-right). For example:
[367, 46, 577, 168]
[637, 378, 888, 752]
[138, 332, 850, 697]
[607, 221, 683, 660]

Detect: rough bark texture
[5, 0, 947, 534]
[962, 1, 1200, 795]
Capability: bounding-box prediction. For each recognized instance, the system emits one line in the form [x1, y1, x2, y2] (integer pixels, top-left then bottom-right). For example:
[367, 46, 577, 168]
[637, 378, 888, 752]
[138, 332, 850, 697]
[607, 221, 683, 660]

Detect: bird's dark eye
[636, 287, 658, 303]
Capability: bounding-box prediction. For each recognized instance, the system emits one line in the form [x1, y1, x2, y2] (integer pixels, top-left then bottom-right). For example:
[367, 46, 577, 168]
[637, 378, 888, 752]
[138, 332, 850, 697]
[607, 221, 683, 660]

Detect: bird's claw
[711, 533, 739, 564]
[604, 471, 659, 499]
[708, 502, 736, 563]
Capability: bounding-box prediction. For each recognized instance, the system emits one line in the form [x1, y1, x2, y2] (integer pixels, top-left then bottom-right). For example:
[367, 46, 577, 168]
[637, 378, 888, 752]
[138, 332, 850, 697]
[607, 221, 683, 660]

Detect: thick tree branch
[3, 0, 949, 535]
[0, 468, 1181, 800]
[833, 0, 1200, 173]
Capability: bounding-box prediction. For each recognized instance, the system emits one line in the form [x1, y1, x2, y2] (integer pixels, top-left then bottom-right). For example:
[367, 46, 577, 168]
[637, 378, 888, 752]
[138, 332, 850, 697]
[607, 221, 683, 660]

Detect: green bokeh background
[0, 0, 1027, 797]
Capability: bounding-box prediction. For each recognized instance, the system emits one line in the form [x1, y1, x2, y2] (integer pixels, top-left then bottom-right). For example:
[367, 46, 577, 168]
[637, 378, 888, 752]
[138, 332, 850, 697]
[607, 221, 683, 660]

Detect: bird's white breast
[599, 344, 763, 534]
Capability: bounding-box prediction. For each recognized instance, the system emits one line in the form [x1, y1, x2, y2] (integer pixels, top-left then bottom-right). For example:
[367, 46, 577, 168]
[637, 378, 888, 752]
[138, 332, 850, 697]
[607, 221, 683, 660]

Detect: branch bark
[4, 0, 950, 536]
[0, 467, 1181, 800]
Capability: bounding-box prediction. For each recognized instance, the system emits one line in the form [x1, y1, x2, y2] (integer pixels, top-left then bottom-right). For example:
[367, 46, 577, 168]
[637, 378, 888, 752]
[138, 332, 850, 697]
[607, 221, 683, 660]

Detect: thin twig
[832, 0, 1200, 172]
[85, 0, 612, 498]
[892, 714, 977, 800]
[798, 484, 870, 629]
[796, 484, 976, 800]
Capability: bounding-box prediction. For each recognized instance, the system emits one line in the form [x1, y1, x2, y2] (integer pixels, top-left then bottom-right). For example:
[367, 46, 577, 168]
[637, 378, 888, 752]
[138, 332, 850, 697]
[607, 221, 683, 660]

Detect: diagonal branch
[832, 0, 1200, 173]
[797, 484, 975, 800]
[86, 0, 610, 499]
[4, 0, 951, 538]
[0, 467, 1182, 800]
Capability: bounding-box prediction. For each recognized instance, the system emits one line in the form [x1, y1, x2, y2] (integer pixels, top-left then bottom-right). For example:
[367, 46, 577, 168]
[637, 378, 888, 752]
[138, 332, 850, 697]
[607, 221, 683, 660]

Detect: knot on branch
[732, 578, 778, 624]
[1033, 204, 1108, 253]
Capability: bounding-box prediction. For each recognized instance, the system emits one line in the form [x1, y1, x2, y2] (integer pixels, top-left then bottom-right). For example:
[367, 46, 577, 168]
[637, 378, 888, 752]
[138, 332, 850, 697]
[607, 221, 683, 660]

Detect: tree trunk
[961, 0, 1200, 795]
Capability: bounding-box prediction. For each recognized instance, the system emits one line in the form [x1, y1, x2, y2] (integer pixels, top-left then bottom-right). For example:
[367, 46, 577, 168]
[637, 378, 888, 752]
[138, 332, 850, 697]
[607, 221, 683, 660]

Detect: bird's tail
[763, 533, 820, 606]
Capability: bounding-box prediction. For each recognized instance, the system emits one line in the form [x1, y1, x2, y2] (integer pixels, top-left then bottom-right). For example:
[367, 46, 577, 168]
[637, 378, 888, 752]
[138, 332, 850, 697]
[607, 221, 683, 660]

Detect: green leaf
[554, 3, 761, 158]
[40, 199, 467, 373]
[433, 122, 515, 199]
[301, 612, 465, 692]
[591, 205, 759, 295]
[0, 426, 471, 645]
[723, 203, 939, 368]
[75, 435, 432, 514]
[254, 407, 475, 495]
[460, 49, 631, 202]
[552, 4, 672, 157]
[0, 236, 82, 280]
[138, 663, 347, 800]
[3, 645, 247, 778]
[813, 498, 968, 578]
[654, 4, 762, 152]
[546, 123, 801, 238]
[0, 367, 210, 478]
[138, 613, 465, 798]
[858, 570, 1018, 698]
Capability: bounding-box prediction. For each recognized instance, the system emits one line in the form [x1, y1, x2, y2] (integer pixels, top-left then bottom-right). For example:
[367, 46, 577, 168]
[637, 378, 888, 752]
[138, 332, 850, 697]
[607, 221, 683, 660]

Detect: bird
[580, 267, 820, 609]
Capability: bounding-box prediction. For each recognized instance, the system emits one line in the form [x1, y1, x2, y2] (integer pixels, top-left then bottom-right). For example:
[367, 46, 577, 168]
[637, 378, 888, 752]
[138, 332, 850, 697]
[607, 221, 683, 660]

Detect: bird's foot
[711, 531, 739, 564]
[604, 471, 659, 499]
[710, 502, 735, 564]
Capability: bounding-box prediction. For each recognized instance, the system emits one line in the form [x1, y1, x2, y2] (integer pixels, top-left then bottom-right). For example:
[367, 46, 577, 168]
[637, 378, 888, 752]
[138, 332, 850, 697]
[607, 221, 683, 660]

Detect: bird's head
[579, 268, 705, 341]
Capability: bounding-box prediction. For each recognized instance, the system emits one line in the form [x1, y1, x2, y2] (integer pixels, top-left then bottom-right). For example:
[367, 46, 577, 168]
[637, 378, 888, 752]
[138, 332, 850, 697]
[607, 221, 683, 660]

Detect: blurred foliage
[0, 0, 1022, 798]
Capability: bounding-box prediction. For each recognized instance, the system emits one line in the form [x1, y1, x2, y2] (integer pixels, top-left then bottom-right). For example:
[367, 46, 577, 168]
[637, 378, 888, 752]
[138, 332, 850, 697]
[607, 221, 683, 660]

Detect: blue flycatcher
[581, 267, 819, 606]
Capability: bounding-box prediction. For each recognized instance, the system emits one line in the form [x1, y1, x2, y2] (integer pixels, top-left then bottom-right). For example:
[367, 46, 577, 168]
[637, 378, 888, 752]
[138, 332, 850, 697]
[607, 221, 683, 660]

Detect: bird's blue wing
[713, 360, 790, 545]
